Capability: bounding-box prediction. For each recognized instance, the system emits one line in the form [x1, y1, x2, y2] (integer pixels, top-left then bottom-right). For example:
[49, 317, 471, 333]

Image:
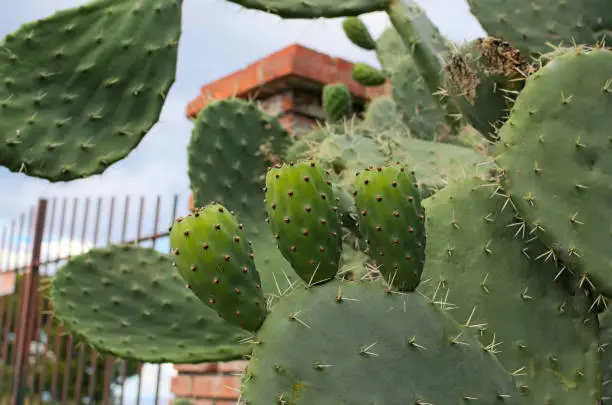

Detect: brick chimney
[174, 43, 389, 404]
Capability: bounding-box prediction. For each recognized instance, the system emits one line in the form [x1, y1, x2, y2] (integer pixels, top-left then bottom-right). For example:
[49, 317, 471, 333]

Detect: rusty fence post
[10, 199, 47, 405]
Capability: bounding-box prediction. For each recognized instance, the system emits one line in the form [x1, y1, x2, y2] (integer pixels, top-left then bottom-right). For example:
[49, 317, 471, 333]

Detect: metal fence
[0, 193, 187, 405]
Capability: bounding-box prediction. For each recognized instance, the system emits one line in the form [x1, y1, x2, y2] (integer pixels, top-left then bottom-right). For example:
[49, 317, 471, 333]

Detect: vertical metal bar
[153, 195, 173, 405]
[117, 197, 130, 405]
[0, 225, 8, 397]
[0, 220, 17, 403]
[35, 198, 56, 402]
[10, 200, 48, 405]
[101, 197, 116, 405]
[72, 198, 91, 404]
[50, 198, 68, 402]
[60, 199, 79, 404]
[86, 197, 103, 405]
[134, 197, 145, 405]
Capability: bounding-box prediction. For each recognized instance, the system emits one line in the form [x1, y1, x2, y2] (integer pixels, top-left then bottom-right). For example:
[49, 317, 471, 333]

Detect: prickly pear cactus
[422, 178, 601, 405]
[222, 0, 391, 18]
[445, 37, 529, 140]
[351, 63, 386, 86]
[169, 203, 268, 332]
[322, 83, 353, 123]
[467, 0, 612, 55]
[241, 279, 524, 405]
[264, 161, 343, 284]
[352, 164, 426, 291]
[495, 47, 612, 295]
[50, 244, 252, 362]
[342, 17, 376, 50]
[0, 0, 181, 181]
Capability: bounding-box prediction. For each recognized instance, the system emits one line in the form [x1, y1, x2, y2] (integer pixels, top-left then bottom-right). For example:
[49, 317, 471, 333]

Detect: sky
[0, 0, 485, 404]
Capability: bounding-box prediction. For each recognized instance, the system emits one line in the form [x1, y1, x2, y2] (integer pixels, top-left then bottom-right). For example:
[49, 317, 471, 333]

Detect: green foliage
[351, 63, 386, 86]
[0, 0, 181, 181]
[342, 17, 376, 50]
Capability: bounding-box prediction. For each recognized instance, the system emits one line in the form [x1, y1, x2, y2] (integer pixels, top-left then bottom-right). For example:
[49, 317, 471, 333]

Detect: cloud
[116, 363, 177, 405]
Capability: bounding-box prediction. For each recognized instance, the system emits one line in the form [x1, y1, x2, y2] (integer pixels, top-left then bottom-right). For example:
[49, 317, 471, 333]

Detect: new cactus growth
[352, 164, 426, 291]
[170, 203, 268, 332]
[264, 161, 343, 284]
[322, 83, 353, 123]
[342, 17, 377, 50]
[351, 63, 387, 86]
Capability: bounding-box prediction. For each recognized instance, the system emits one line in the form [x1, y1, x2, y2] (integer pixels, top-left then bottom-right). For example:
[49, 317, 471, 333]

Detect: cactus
[322, 83, 353, 123]
[50, 244, 252, 362]
[169, 203, 268, 332]
[264, 161, 343, 284]
[351, 63, 387, 86]
[445, 37, 529, 141]
[422, 178, 601, 404]
[352, 164, 426, 291]
[495, 47, 612, 296]
[342, 17, 377, 50]
[0, 0, 181, 181]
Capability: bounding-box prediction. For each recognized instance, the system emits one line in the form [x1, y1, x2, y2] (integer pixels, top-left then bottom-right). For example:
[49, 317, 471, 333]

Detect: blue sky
[1, 0, 485, 404]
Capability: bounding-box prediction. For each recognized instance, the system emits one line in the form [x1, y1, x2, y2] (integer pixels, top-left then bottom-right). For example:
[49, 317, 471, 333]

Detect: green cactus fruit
[241, 279, 523, 405]
[351, 63, 387, 86]
[390, 55, 447, 140]
[223, 0, 390, 18]
[445, 37, 529, 141]
[0, 0, 181, 181]
[50, 244, 252, 363]
[169, 203, 268, 332]
[422, 177, 601, 405]
[494, 47, 612, 295]
[467, 0, 612, 55]
[342, 17, 377, 51]
[322, 83, 353, 123]
[264, 161, 343, 285]
[352, 164, 426, 291]
[188, 98, 296, 295]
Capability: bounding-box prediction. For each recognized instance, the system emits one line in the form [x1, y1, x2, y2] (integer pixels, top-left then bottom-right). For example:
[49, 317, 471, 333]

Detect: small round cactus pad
[495, 47, 612, 296]
[241, 279, 523, 405]
[0, 0, 181, 181]
[50, 244, 253, 363]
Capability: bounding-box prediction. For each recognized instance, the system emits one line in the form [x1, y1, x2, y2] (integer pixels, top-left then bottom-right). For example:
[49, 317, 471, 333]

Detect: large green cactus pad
[422, 178, 601, 405]
[599, 308, 612, 403]
[495, 48, 612, 295]
[467, 0, 612, 55]
[0, 0, 181, 181]
[241, 279, 523, 405]
[223, 0, 390, 18]
[50, 244, 252, 363]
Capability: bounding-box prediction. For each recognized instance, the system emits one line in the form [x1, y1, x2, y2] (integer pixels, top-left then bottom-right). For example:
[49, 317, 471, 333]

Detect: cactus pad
[322, 83, 353, 123]
[422, 178, 601, 405]
[223, 0, 390, 18]
[342, 17, 377, 51]
[599, 308, 612, 402]
[0, 0, 181, 181]
[352, 164, 426, 291]
[170, 204, 268, 332]
[445, 37, 528, 140]
[264, 161, 343, 285]
[351, 63, 387, 86]
[467, 0, 612, 55]
[50, 244, 252, 363]
[495, 48, 612, 295]
[241, 279, 523, 405]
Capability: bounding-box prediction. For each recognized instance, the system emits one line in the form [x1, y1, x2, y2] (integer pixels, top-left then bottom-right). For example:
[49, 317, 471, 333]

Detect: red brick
[218, 361, 248, 373]
[215, 401, 238, 405]
[192, 375, 241, 400]
[171, 375, 193, 397]
[193, 400, 214, 405]
[175, 363, 219, 373]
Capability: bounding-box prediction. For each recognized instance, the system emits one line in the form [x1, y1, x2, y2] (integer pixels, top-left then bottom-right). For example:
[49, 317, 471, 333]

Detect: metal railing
[0, 193, 186, 405]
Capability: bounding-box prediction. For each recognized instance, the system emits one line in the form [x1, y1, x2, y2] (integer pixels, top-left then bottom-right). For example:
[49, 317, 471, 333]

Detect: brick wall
[175, 43, 390, 405]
